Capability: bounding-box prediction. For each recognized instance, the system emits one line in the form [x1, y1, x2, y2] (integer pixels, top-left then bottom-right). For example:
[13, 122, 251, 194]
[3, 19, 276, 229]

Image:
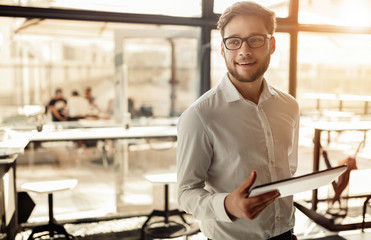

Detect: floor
[14, 116, 371, 239]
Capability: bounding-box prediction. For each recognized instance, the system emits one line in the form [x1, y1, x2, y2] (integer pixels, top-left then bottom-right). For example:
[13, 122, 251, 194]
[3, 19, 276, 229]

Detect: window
[299, 0, 371, 27]
[297, 32, 371, 113]
[123, 35, 199, 117]
[0, 0, 202, 17]
[0, 18, 200, 120]
[213, 0, 290, 18]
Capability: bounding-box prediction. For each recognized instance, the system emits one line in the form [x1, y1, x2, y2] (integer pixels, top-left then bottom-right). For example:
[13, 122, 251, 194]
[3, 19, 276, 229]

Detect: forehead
[224, 15, 267, 37]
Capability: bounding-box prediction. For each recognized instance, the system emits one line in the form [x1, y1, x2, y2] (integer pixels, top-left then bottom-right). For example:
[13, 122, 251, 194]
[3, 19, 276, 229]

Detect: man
[177, 1, 300, 239]
[48, 88, 68, 121]
[67, 90, 90, 121]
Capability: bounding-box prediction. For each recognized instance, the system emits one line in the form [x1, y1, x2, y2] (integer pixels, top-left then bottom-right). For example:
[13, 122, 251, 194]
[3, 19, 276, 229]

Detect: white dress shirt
[177, 74, 300, 239]
[67, 96, 90, 118]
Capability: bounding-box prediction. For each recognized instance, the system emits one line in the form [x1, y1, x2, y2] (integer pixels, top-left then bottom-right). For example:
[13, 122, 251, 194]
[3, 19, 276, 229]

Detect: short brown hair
[217, 1, 276, 37]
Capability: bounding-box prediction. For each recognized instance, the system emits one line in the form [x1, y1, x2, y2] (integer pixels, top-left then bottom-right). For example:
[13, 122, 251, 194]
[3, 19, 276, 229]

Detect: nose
[238, 40, 253, 55]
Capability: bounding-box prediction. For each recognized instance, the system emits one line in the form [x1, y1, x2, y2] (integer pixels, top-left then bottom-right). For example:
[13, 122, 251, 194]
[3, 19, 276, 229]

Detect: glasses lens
[248, 36, 265, 48]
[225, 38, 242, 50]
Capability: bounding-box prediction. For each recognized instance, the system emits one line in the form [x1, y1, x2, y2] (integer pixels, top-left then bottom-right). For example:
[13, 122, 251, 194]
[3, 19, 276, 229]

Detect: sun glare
[52, 0, 201, 17]
[338, 1, 369, 27]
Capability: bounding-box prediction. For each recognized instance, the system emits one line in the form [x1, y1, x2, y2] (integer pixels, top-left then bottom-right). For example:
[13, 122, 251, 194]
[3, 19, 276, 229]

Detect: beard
[225, 52, 271, 83]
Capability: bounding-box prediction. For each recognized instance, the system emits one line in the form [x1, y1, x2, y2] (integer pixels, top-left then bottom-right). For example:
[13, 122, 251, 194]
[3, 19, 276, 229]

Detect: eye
[227, 38, 241, 45]
[249, 36, 263, 43]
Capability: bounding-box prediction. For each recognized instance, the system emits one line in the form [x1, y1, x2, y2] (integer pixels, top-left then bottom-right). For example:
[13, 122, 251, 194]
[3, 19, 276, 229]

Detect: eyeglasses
[223, 34, 272, 50]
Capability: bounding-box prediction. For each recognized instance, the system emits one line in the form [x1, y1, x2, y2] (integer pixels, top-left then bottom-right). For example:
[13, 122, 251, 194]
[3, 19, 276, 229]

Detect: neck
[228, 74, 264, 104]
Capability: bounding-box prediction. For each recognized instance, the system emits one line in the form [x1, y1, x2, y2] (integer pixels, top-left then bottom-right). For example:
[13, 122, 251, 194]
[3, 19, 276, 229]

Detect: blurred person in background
[67, 90, 90, 121]
[85, 86, 100, 116]
[48, 88, 68, 121]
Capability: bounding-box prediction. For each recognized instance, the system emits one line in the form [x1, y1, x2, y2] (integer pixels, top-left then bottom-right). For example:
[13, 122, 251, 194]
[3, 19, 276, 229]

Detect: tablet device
[249, 165, 348, 198]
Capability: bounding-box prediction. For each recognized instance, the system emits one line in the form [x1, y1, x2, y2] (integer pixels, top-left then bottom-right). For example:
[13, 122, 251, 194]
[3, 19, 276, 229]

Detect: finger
[244, 191, 280, 216]
[250, 190, 280, 207]
[246, 194, 279, 219]
[256, 189, 280, 200]
[252, 195, 278, 214]
[237, 170, 257, 195]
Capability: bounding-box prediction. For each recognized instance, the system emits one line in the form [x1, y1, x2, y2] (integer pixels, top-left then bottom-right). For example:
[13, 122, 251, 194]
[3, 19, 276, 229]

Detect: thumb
[237, 170, 257, 195]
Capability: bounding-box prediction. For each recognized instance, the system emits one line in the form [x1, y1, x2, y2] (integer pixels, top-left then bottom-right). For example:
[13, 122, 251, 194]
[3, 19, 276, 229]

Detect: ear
[269, 36, 276, 55]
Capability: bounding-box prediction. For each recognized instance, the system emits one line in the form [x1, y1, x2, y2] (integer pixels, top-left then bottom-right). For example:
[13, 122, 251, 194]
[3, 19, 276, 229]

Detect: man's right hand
[224, 170, 280, 220]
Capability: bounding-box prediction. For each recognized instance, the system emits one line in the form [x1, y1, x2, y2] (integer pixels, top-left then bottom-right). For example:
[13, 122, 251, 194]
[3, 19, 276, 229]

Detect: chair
[21, 179, 78, 240]
[322, 150, 357, 217]
[362, 195, 371, 232]
[141, 173, 190, 240]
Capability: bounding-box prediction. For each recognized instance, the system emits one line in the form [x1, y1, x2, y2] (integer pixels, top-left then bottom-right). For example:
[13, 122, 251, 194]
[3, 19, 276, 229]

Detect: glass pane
[0, 19, 199, 122]
[0, 0, 202, 17]
[0, 17, 200, 220]
[299, 0, 371, 27]
[297, 32, 371, 114]
[213, 0, 289, 18]
[211, 30, 290, 93]
[124, 36, 199, 118]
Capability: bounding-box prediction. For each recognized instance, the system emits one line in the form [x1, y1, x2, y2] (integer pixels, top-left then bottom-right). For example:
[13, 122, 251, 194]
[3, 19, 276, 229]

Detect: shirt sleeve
[48, 99, 55, 107]
[176, 107, 233, 222]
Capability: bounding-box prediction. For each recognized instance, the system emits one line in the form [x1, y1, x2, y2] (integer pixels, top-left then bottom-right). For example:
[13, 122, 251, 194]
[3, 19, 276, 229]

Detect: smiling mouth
[237, 61, 256, 66]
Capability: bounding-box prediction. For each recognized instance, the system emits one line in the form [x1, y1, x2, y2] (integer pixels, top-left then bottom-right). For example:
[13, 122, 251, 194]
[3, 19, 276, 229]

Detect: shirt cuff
[212, 193, 234, 222]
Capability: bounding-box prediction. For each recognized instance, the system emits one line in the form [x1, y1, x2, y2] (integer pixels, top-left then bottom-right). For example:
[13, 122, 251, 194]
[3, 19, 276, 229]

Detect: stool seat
[145, 173, 176, 184]
[22, 179, 78, 194]
[21, 179, 77, 240]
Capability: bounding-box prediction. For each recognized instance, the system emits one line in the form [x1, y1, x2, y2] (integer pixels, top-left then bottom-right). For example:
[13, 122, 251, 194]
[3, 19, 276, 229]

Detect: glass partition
[0, 18, 200, 126]
[299, 0, 371, 27]
[297, 32, 371, 114]
[213, 0, 290, 18]
[0, 0, 202, 17]
[0, 16, 200, 220]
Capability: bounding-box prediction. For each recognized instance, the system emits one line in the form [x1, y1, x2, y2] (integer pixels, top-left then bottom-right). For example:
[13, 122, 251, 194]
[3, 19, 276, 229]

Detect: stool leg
[48, 193, 54, 223]
[48, 193, 55, 238]
[164, 184, 169, 224]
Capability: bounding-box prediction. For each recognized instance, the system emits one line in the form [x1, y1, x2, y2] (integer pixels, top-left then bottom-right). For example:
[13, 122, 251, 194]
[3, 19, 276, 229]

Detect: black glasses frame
[223, 34, 272, 50]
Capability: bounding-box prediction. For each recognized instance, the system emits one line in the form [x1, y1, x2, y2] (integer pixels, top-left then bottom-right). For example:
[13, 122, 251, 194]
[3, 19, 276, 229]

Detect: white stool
[21, 179, 78, 240]
[141, 173, 189, 240]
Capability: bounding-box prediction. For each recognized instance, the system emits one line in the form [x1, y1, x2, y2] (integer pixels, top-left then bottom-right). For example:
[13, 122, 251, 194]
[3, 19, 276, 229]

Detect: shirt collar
[220, 73, 278, 103]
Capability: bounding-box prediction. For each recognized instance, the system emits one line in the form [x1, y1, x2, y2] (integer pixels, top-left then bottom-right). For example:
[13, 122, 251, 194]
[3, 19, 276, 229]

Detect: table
[302, 93, 371, 114]
[19, 125, 177, 213]
[295, 121, 371, 231]
[0, 155, 18, 240]
[23, 126, 176, 142]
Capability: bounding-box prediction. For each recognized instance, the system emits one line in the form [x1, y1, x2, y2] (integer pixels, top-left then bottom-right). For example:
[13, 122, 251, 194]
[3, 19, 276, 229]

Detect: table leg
[29, 142, 35, 167]
[114, 139, 128, 212]
[364, 101, 369, 115]
[312, 129, 322, 211]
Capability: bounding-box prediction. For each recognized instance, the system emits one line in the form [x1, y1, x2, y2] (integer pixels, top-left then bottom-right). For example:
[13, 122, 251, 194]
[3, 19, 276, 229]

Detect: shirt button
[267, 131, 271, 136]
[270, 161, 274, 166]
[276, 216, 280, 221]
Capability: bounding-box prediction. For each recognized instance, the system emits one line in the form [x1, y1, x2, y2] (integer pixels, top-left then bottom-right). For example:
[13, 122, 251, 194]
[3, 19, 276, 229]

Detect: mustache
[236, 56, 256, 61]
